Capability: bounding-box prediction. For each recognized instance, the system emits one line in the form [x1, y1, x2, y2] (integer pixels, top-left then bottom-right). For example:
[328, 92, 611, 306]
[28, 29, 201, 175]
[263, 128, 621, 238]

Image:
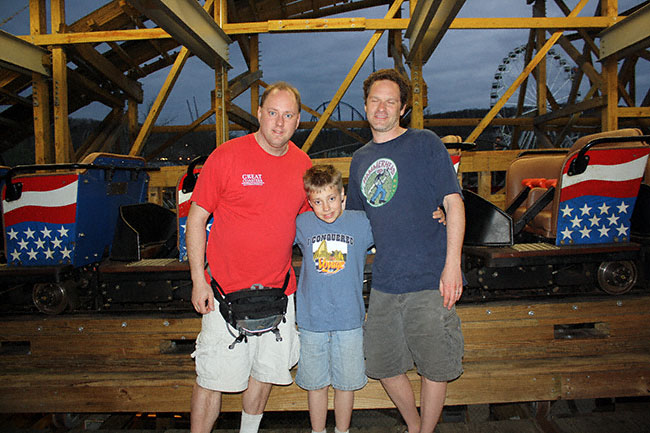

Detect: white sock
[239, 410, 263, 433]
[334, 428, 349, 433]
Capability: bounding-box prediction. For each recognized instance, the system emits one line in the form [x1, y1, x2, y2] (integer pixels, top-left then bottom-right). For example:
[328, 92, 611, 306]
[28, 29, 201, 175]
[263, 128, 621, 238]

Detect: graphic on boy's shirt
[360, 158, 398, 207]
[308, 233, 355, 274]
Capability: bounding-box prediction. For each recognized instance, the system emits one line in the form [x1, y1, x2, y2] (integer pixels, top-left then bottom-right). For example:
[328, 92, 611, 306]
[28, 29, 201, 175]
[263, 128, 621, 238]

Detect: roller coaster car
[0, 153, 170, 314]
[463, 129, 650, 296]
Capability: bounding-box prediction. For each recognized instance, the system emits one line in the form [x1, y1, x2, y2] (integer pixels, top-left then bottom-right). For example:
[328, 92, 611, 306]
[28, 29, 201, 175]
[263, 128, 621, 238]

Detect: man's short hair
[303, 164, 343, 194]
[260, 81, 301, 112]
[363, 69, 411, 109]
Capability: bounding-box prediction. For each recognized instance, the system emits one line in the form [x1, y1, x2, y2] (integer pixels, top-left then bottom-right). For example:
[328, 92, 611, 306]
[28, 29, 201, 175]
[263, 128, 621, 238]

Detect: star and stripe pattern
[556, 147, 649, 246]
[450, 154, 461, 173]
[177, 172, 212, 262]
[3, 174, 78, 266]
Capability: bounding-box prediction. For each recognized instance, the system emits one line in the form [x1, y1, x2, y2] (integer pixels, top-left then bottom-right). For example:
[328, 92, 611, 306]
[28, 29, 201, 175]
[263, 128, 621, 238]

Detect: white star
[580, 203, 592, 216]
[57, 226, 69, 237]
[24, 227, 35, 239]
[60, 246, 72, 259]
[570, 215, 582, 228]
[579, 226, 592, 238]
[607, 214, 620, 226]
[561, 204, 573, 218]
[10, 249, 21, 261]
[34, 238, 45, 249]
[561, 227, 573, 240]
[7, 228, 18, 240]
[180, 224, 186, 233]
[51, 238, 62, 249]
[598, 202, 610, 215]
[598, 226, 610, 237]
[617, 201, 630, 214]
[616, 224, 629, 237]
[18, 239, 29, 250]
[27, 249, 38, 260]
[588, 215, 601, 227]
[44, 248, 55, 259]
[40, 226, 52, 238]
[207, 222, 213, 232]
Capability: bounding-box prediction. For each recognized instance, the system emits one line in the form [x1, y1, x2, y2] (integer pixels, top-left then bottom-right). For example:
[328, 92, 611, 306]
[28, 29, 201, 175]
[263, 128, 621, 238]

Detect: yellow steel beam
[0, 29, 49, 76]
[406, 0, 467, 63]
[126, 0, 231, 68]
[599, 3, 650, 60]
[301, 0, 405, 153]
[466, 0, 590, 143]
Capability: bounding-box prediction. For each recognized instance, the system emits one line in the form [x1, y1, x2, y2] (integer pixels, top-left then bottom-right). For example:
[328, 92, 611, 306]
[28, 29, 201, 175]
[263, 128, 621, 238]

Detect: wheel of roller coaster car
[596, 260, 637, 295]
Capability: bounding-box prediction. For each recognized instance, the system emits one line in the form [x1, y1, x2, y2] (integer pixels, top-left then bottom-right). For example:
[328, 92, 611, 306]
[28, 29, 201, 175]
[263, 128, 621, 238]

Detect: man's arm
[187, 202, 213, 314]
[440, 193, 465, 309]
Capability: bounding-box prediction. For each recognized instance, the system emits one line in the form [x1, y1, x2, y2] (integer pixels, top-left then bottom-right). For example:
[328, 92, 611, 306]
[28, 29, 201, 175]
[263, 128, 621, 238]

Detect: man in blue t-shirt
[346, 69, 465, 433]
[295, 164, 374, 433]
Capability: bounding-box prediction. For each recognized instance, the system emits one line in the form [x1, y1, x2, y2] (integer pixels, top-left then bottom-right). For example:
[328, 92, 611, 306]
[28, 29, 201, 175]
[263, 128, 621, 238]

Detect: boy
[294, 164, 374, 433]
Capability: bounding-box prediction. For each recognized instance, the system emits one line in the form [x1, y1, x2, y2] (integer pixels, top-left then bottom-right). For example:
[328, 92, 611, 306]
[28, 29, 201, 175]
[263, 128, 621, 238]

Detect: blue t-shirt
[294, 210, 374, 332]
[346, 128, 463, 294]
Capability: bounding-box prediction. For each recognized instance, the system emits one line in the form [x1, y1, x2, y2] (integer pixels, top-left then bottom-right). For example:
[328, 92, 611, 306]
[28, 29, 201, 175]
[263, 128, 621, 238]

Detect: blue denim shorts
[295, 327, 368, 391]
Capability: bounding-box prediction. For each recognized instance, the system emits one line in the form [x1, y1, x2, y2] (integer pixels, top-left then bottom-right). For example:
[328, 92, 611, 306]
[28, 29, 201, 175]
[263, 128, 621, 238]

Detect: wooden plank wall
[147, 150, 521, 210]
[1, 295, 648, 413]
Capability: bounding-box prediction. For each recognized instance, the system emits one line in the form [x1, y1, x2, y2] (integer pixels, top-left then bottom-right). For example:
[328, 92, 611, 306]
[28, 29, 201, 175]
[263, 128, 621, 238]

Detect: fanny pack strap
[205, 263, 290, 296]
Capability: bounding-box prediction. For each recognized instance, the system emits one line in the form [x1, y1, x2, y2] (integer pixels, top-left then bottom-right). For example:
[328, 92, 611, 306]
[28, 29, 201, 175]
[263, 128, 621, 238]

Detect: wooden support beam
[67, 68, 125, 108]
[145, 108, 215, 161]
[51, 0, 72, 163]
[227, 101, 258, 131]
[556, 35, 604, 90]
[250, 34, 260, 114]
[18, 28, 171, 45]
[30, 0, 53, 164]
[14, 16, 620, 44]
[73, 43, 143, 103]
[466, 0, 590, 143]
[214, 0, 228, 146]
[74, 108, 124, 161]
[129, 47, 190, 156]
[301, 0, 405, 153]
[601, 0, 619, 131]
[229, 69, 263, 100]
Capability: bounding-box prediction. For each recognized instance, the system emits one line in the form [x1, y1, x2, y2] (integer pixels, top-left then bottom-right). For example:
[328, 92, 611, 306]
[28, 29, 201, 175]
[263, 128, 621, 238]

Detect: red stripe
[562, 148, 649, 174]
[10, 174, 78, 193]
[559, 178, 642, 201]
[4, 203, 77, 226]
[177, 200, 191, 218]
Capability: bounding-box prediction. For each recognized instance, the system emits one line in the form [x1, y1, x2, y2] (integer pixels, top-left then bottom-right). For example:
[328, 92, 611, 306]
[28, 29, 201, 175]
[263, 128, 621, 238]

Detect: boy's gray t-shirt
[295, 210, 374, 332]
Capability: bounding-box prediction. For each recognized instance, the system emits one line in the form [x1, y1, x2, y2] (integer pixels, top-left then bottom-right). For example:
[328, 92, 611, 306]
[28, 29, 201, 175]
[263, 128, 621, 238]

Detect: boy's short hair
[260, 81, 301, 112]
[363, 68, 411, 109]
[303, 165, 343, 194]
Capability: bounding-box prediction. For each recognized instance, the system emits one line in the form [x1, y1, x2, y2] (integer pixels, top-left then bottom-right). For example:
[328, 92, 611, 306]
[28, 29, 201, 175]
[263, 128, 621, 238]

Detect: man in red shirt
[186, 82, 312, 433]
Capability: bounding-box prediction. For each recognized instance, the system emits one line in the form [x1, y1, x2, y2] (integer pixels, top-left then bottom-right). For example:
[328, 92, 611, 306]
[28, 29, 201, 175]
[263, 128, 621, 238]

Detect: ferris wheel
[490, 45, 579, 149]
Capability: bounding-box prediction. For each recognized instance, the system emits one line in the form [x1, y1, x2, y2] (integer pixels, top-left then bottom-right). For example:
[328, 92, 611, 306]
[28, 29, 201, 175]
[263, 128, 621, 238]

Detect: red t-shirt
[191, 134, 312, 295]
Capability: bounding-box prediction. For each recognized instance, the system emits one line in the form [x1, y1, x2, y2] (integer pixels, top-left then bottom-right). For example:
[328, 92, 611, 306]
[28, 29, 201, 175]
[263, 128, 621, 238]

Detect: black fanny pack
[208, 266, 289, 349]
